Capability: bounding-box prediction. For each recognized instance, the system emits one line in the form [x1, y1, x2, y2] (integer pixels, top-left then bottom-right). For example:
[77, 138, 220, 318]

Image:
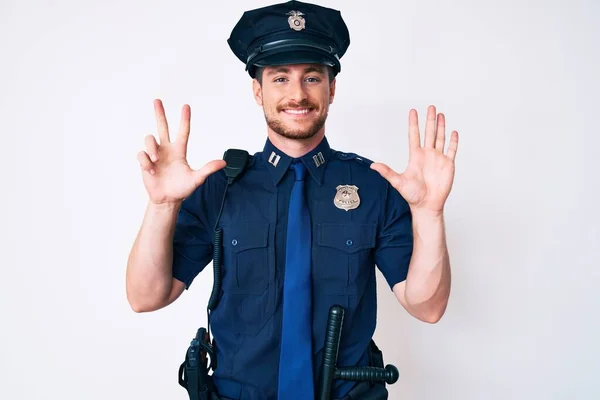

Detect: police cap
[227, 0, 350, 78]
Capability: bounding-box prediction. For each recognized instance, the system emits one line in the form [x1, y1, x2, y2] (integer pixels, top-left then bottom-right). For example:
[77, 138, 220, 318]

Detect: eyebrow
[304, 66, 325, 74]
[265, 66, 325, 76]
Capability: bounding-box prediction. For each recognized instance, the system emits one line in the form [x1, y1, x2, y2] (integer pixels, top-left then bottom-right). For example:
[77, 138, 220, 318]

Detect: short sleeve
[375, 181, 414, 290]
[172, 177, 221, 289]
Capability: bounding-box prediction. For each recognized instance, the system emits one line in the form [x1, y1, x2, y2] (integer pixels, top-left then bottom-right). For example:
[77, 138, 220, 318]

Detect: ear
[329, 78, 336, 104]
[252, 79, 263, 106]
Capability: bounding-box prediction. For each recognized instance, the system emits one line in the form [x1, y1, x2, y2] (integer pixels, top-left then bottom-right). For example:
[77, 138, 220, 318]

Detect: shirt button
[232, 239, 238, 246]
[346, 239, 353, 246]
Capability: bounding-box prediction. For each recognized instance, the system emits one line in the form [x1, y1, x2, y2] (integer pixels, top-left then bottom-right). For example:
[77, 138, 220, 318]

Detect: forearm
[126, 201, 181, 311]
[403, 209, 451, 321]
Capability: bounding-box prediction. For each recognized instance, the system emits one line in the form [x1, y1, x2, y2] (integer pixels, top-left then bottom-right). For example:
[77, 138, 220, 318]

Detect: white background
[2, 0, 599, 399]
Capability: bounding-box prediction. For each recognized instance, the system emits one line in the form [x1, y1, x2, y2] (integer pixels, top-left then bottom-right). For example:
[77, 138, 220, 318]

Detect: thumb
[370, 162, 403, 191]
[193, 159, 227, 187]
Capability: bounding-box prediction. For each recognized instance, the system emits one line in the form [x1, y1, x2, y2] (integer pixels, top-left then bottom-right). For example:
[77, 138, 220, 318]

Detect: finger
[177, 104, 191, 149]
[370, 162, 403, 190]
[408, 109, 420, 152]
[435, 113, 446, 153]
[192, 159, 227, 187]
[424, 105, 437, 148]
[144, 134, 160, 162]
[154, 99, 170, 144]
[446, 131, 459, 161]
[137, 151, 155, 175]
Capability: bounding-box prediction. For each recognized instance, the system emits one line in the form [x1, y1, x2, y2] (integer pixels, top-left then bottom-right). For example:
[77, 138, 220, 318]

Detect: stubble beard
[264, 103, 328, 140]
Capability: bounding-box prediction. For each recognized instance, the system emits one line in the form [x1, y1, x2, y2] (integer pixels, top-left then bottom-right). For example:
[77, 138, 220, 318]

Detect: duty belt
[178, 305, 399, 400]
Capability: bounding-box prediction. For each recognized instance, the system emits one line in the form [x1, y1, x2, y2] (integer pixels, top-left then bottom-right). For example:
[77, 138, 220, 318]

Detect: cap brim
[247, 48, 340, 78]
[252, 49, 337, 68]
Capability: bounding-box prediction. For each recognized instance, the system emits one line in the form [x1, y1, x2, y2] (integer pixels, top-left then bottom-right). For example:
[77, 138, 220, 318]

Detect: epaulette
[331, 150, 374, 166]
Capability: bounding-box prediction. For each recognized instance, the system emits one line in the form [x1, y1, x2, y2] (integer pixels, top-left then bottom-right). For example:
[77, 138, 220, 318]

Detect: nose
[287, 78, 308, 103]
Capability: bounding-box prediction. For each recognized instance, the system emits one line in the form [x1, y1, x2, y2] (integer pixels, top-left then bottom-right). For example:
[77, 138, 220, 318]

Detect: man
[126, 1, 459, 399]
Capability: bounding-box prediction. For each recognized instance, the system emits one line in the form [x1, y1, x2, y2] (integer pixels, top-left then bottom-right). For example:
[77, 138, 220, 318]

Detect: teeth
[284, 109, 310, 114]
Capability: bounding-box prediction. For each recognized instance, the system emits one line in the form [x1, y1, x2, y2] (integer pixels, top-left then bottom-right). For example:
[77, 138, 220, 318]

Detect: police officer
[126, 1, 459, 399]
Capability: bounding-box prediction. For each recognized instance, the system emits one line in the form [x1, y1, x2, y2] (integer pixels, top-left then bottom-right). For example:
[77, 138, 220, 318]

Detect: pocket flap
[222, 222, 269, 253]
[317, 223, 376, 254]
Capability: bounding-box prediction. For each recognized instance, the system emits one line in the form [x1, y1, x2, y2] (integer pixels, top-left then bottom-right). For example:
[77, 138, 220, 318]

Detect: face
[253, 64, 336, 141]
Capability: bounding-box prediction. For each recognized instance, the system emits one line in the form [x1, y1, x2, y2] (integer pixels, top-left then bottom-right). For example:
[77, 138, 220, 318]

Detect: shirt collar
[261, 136, 332, 186]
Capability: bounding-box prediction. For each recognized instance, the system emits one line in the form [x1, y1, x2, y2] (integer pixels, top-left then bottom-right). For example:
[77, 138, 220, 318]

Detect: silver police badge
[287, 10, 306, 31]
[334, 185, 360, 211]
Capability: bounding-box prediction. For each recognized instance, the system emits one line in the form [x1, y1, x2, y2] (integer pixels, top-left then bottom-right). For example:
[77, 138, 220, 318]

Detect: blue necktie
[278, 161, 314, 399]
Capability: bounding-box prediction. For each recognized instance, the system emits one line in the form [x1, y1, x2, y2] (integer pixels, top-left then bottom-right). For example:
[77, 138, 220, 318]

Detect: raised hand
[370, 105, 459, 214]
[137, 99, 226, 205]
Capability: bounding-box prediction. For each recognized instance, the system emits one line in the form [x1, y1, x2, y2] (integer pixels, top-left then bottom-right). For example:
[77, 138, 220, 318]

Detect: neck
[267, 127, 325, 158]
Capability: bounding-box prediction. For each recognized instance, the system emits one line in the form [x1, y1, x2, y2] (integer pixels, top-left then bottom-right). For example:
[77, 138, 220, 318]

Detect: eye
[273, 77, 288, 83]
[305, 77, 321, 83]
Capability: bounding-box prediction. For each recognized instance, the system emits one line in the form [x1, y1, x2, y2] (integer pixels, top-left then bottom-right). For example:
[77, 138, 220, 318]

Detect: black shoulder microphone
[222, 149, 249, 185]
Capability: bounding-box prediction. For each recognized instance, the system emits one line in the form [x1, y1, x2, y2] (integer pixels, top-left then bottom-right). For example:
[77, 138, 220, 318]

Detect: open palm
[371, 105, 459, 213]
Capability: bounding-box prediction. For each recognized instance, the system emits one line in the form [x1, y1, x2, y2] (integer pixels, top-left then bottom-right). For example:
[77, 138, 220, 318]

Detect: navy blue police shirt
[172, 136, 413, 399]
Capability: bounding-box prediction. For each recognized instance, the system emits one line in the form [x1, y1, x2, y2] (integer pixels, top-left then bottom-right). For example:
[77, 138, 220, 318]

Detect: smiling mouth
[282, 108, 314, 116]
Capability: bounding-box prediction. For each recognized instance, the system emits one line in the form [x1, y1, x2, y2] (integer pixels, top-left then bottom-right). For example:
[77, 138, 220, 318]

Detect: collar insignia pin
[268, 151, 281, 167]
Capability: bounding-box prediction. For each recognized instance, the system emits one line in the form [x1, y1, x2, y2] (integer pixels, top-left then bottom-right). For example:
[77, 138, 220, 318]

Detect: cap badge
[334, 185, 360, 211]
[286, 10, 306, 31]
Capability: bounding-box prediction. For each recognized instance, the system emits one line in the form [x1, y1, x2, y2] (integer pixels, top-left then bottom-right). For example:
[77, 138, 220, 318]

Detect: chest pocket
[222, 222, 272, 295]
[213, 222, 275, 337]
[313, 223, 377, 295]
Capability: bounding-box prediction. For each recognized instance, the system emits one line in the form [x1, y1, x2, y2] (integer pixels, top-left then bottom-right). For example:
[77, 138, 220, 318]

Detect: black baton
[318, 305, 345, 400]
[318, 305, 400, 400]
